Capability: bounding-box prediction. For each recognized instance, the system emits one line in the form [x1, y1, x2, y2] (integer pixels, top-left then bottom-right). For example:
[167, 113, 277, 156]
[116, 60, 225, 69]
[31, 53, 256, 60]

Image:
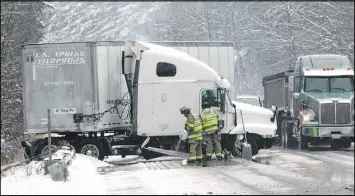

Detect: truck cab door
[199, 88, 228, 130]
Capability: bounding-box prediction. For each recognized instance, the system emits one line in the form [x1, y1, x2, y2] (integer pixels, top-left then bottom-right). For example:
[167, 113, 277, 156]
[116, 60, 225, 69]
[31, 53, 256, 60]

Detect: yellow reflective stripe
[188, 122, 202, 133]
[188, 156, 196, 160]
[204, 126, 218, 134]
[206, 153, 212, 157]
[202, 114, 219, 133]
[196, 156, 202, 159]
[215, 152, 222, 156]
[189, 133, 202, 139]
[188, 135, 202, 140]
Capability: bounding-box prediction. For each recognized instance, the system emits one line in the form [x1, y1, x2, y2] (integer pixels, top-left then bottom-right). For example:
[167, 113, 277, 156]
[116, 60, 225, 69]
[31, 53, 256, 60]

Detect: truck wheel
[79, 139, 105, 160]
[265, 139, 273, 149]
[34, 139, 57, 160]
[330, 141, 342, 149]
[232, 138, 242, 157]
[342, 141, 351, 149]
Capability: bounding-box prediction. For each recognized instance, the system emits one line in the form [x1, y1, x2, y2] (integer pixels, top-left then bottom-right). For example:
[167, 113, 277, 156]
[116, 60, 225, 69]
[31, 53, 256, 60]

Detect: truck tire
[79, 138, 105, 160]
[342, 141, 352, 149]
[34, 139, 57, 160]
[231, 138, 242, 157]
[34, 139, 47, 158]
[264, 138, 274, 149]
[330, 141, 342, 149]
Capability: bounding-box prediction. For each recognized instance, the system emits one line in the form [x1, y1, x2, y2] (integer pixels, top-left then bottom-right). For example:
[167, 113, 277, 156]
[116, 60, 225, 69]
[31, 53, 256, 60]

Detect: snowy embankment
[1, 154, 112, 195]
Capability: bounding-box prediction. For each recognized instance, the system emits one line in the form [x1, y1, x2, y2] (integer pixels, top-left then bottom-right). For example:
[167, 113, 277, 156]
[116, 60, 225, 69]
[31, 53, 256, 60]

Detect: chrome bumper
[301, 125, 354, 138]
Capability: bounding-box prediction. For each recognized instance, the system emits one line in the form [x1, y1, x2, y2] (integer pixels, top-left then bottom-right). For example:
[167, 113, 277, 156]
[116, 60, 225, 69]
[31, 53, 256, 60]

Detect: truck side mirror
[271, 104, 277, 112]
[220, 91, 226, 113]
[232, 103, 237, 126]
[270, 104, 277, 122]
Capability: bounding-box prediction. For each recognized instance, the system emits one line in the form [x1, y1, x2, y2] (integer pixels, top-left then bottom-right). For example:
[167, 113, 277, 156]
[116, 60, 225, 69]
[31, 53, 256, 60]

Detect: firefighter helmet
[179, 107, 191, 115]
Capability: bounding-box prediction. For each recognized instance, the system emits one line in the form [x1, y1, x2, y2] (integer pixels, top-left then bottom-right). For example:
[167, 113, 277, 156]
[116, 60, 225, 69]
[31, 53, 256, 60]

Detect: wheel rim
[81, 144, 99, 158]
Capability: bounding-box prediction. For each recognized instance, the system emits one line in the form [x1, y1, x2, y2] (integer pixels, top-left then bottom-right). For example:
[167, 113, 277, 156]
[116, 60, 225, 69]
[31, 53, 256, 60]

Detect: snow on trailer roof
[22, 41, 126, 48]
[262, 69, 294, 84]
[22, 41, 234, 48]
[150, 41, 234, 47]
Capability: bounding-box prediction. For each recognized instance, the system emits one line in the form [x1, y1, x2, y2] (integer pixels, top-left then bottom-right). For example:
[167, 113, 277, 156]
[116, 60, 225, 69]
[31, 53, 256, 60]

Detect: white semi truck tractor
[21, 41, 277, 160]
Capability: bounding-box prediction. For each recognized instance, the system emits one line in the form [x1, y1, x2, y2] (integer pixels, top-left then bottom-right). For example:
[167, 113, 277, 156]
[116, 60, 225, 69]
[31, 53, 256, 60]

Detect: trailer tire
[342, 141, 352, 149]
[330, 141, 342, 149]
[264, 138, 274, 149]
[79, 139, 105, 160]
[34, 139, 57, 160]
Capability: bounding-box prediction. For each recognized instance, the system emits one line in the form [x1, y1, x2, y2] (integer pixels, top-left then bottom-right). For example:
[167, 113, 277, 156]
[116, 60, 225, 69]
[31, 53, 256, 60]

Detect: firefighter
[200, 101, 223, 161]
[179, 107, 203, 163]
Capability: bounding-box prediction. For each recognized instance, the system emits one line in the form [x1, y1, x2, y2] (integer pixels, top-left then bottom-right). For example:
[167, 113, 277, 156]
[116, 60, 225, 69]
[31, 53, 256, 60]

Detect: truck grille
[321, 103, 335, 124]
[320, 102, 351, 124]
[336, 103, 351, 124]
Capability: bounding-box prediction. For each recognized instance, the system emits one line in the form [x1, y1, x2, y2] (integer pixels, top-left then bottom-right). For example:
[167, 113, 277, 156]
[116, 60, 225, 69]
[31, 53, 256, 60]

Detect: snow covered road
[1, 144, 353, 195]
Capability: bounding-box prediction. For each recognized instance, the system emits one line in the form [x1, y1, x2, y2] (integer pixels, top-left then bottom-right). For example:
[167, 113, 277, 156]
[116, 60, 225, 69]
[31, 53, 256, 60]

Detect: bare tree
[1, 1, 47, 164]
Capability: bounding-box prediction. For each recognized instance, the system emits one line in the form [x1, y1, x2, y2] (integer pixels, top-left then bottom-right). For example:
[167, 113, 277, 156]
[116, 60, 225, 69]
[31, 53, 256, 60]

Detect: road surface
[1, 144, 353, 195]
[99, 144, 354, 195]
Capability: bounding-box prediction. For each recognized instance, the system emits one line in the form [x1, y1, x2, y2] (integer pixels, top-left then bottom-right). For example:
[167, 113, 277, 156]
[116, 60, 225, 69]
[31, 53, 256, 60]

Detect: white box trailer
[22, 41, 235, 135]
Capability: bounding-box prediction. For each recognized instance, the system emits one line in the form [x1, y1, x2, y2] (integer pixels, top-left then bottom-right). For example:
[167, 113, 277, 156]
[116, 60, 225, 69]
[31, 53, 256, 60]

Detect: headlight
[301, 109, 316, 123]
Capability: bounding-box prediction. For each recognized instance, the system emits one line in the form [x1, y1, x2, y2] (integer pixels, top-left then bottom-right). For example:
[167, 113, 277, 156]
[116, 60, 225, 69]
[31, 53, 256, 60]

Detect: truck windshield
[305, 76, 354, 92]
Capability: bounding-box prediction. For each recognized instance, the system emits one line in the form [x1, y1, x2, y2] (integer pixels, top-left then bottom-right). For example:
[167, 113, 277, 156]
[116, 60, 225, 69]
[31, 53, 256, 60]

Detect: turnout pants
[188, 139, 202, 161]
[204, 132, 222, 159]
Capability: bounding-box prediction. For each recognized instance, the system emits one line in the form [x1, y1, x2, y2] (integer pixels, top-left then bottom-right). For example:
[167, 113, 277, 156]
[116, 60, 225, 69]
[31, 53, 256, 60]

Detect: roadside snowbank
[1, 154, 111, 195]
